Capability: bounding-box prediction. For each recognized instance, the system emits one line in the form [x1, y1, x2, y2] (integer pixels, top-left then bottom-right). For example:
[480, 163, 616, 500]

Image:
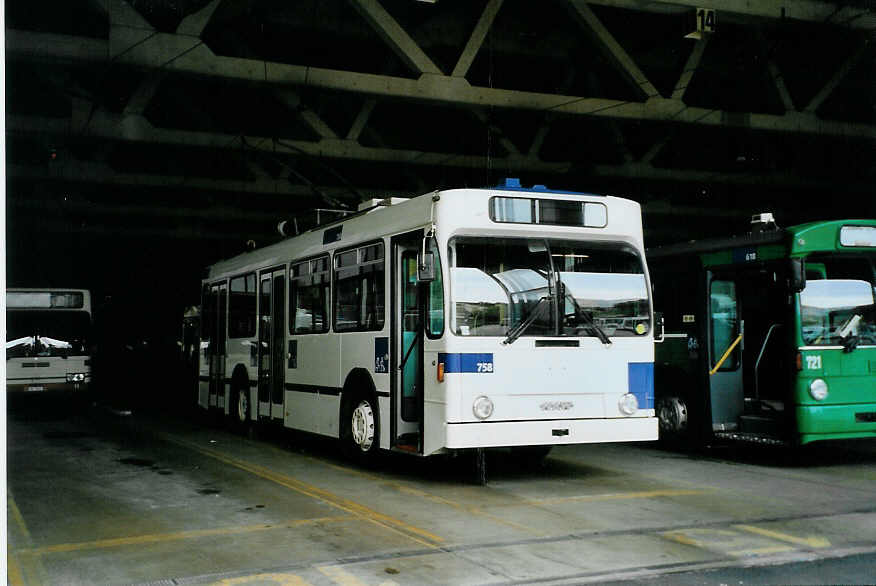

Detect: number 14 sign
[686, 8, 716, 39]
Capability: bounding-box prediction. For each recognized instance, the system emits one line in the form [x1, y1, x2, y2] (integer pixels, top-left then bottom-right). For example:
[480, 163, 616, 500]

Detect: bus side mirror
[789, 258, 806, 293]
[417, 249, 436, 282]
[654, 312, 665, 343]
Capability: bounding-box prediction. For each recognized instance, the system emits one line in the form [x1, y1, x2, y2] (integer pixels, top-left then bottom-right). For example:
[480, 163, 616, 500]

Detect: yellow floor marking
[661, 526, 778, 556]
[734, 524, 830, 548]
[660, 531, 700, 547]
[521, 488, 708, 506]
[212, 572, 312, 585]
[393, 485, 544, 536]
[729, 545, 795, 556]
[339, 464, 543, 535]
[7, 551, 26, 586]
[8, 492, 34, 545]
[162, 434, 444, 548]
[317, 565, 369, 586]
[16, 517, 348, 556]
[8, 492, 45, 586]
[329, 463, 707, 534]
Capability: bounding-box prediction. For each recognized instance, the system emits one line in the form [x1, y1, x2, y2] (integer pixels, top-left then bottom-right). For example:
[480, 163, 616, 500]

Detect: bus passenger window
[334, 243, 385, 332]
[710, 280, 739, 370]
[290, 257, 329, 334]
[229, 273, 256, 338]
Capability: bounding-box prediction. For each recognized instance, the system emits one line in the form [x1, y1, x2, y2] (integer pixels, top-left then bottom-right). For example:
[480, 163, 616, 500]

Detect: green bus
[649, 216, 876, 446]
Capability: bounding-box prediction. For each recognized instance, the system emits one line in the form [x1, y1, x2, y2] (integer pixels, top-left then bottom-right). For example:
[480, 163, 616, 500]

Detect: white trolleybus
[198, 179, 658, 479]
[6, 288, 93, 395]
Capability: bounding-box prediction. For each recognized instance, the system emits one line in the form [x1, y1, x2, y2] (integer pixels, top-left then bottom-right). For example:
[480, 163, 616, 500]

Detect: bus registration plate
[26, 385, 46, 392]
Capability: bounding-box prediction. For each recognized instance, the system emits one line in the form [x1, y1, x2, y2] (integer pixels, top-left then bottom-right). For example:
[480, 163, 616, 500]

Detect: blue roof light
[492, 178, 601, 197]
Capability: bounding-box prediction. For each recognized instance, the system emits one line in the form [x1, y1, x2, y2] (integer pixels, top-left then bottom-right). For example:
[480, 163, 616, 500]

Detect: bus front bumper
[445, 415, 657, 449]
[797, 403, 876, 444]
[7, 382, 90, 393]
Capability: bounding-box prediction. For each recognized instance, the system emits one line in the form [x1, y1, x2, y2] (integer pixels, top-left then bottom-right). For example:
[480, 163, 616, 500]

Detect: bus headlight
[619, 393, 639, 415]
[66, 373, 86, 383]
[809, 379, 829, 401]
[473, 396, 494, 420]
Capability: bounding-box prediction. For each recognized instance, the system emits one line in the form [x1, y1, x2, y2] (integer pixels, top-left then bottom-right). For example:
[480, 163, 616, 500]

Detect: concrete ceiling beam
[348, 0, 443, 75]
[9, 29, 873, 140]
[804, 43, 870, 113]
[566, 0, 660, 98]
[452, 0, 504, 78]
[7, 30, 876, 139]
[11, 111, 866, 196]
[672, 36, 709, 101]
[177, 0, 223, 37]
[585, 0, 876, 30]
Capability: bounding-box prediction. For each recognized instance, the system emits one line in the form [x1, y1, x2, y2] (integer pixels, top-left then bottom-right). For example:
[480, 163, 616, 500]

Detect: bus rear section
[6, 289, 93, 394]
[650, 218, 876, 446]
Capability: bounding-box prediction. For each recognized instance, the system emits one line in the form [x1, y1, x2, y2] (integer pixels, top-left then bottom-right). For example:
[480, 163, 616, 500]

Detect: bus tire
[229, 376, 251, 434]
[341, 393, 379, 465]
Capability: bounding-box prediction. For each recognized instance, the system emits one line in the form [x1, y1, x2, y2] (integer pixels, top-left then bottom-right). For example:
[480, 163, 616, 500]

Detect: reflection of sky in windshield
[493, 269, 547, 293]
[451, 267, 509, 303]
[561, 272, 648, 302]
[801, 279, 875, 310]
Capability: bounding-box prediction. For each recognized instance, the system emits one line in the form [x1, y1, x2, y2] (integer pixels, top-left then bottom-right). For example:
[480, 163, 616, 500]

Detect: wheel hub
[657, 396, 688, 433]
[351, 401, 375, 451]
[237, 391, 248, 422]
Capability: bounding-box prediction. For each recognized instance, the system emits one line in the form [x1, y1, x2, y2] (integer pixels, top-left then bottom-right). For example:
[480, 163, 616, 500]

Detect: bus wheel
[657, 396, 688, 441]
[343, 396, 378, 464]
[231, 384, 250, 433]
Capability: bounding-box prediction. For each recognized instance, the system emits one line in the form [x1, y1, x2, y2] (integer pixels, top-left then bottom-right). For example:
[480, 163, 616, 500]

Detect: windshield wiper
[576, 310, 612, 345]
[503, 296, 551, 345]
[837, 314, 862, 353]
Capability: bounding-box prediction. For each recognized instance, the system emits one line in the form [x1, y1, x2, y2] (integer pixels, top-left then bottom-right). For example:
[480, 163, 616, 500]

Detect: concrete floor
[7, 397, 876, 586]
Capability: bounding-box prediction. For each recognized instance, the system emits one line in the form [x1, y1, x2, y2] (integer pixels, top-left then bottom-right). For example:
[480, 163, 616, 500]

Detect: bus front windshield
[450, 237, 650, 338]
[5, 311, 92, 358]
[800, 254, 876, 346]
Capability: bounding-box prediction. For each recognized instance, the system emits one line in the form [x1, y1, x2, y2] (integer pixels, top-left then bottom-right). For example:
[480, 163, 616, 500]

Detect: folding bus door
[208, 282, 227, 410]
[708, 274, 744, 430]
[391, 233, 424, 452]
[257, 269, 286, 420]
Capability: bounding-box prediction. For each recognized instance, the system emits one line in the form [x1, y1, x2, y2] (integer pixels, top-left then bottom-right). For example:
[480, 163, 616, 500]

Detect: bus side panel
[339, 332, 384, 437]
[423, 349, 446, 455]
[286, 334, 341, 435]
[285, 391, 324, 435]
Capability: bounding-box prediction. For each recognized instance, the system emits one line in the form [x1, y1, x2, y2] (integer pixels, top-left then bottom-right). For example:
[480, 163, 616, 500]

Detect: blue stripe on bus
[628, 362, 654, 409]
[438, 353, 494, 373]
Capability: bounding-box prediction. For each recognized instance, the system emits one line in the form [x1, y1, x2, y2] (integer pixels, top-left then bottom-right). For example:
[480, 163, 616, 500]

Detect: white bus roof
[204, 183, 643, 282]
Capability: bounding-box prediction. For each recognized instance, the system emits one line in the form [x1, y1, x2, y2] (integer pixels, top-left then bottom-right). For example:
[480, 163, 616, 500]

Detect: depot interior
[5, 0, 875, 406]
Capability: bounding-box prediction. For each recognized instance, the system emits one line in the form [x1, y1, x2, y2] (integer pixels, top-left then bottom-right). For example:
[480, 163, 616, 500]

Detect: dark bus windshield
[6, 311, 92, 358]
